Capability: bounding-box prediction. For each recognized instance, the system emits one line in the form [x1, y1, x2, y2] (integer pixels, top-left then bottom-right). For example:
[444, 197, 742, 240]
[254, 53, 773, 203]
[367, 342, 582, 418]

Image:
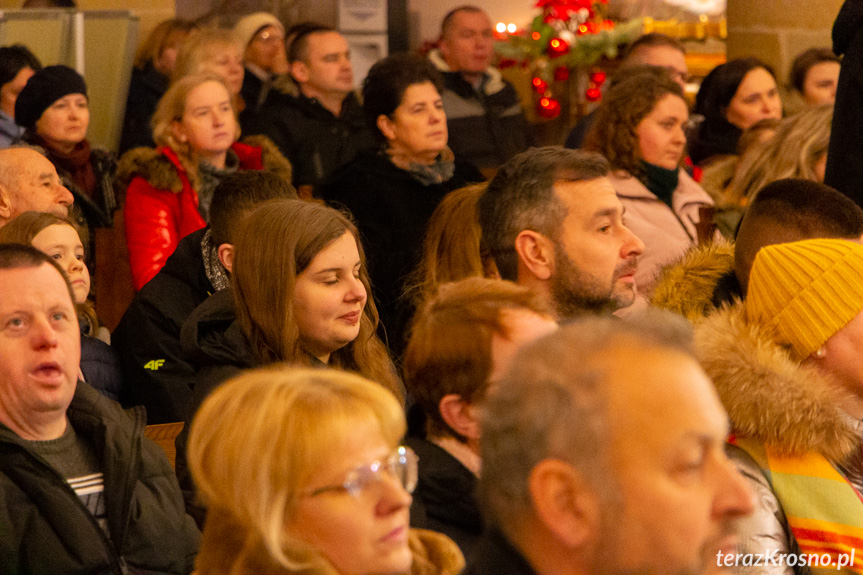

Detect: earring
[815, 347, 826, 358]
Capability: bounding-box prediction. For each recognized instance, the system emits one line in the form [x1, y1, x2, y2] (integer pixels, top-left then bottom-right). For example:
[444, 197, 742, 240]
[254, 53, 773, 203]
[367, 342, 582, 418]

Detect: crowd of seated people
[2, 5, 863, 574]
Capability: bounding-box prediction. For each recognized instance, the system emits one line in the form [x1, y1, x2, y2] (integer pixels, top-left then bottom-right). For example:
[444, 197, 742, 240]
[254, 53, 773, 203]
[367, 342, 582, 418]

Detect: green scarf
[641, 161, 679, 209]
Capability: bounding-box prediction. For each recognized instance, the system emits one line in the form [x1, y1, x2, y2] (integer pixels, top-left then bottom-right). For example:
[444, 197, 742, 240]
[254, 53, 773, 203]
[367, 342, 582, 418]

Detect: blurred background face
[636, 94, 688, 169]
[294, 32, 354, 97]
[802, 61, 840, 106]
[287, 421, 413, 574]
[725, 67, 782, 131]
[35, 93, 89, 151]
[31, 223, 90, 303]
[0, 66, 34, 118]
[379, 81, 447, 163]
[173, 80, 236, 157]
[245, 25, 286, 72]
[154, 29, 191, 76]
[628, 46, 689, 90]
[440, 10, 495, 75]
[199, 45, 244, 96]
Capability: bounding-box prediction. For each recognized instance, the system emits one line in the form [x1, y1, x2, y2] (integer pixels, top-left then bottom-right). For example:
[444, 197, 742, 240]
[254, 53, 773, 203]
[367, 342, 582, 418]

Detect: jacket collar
[695, 303, 861, 462]
[428, 49, 506, 96]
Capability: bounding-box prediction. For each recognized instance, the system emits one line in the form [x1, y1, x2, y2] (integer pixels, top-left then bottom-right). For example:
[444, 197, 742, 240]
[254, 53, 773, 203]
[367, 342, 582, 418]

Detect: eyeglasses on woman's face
[305, 446, 418, 499]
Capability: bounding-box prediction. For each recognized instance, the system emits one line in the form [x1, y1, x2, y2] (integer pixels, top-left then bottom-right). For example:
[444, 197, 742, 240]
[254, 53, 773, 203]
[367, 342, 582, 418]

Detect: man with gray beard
[478, 147, 644, 320]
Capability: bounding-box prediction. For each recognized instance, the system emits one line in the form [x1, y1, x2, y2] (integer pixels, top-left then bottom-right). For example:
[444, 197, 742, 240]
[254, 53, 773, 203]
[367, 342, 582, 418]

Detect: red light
[532, 31, 541, 40]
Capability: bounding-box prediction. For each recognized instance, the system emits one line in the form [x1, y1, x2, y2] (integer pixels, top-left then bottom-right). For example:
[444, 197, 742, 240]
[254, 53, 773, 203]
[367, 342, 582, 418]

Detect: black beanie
[14, 65, 87, 129]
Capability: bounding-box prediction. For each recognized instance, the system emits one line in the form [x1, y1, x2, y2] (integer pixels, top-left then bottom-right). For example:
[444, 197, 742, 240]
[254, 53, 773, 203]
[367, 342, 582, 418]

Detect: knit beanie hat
[746, 238, 863, 359]
[233, 12, 284, 50]
[15, 65, 87, 129]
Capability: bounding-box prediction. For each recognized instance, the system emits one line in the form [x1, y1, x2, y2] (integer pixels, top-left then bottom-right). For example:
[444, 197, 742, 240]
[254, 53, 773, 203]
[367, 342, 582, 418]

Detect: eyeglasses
[306, 446, 419, 499]
[254, 30, 285, 44]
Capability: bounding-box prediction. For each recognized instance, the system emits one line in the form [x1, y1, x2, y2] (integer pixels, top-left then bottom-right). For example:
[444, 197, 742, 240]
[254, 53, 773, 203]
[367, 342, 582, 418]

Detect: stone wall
[726, 0, 843, 84]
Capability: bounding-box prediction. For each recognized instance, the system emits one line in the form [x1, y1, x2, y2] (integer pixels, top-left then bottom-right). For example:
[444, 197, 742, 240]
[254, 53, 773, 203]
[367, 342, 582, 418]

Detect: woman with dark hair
[175, 198, 402, 526]
[689, 58, 782, 166]
[119, 18, 197, 154]
[15, 65, 117, 262]
[788, 47, 841, 109]
[0, 44, 40, 148]
[584, 66, 716, 297]
[320, 53, 483, 353]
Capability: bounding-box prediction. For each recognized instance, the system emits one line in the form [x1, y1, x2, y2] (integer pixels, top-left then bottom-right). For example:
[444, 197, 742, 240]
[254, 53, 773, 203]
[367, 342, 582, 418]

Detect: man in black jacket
[428, 6, 534, 173]
[114, 171, 295, 424]
[244, 25, 376, 197]
[0, 244, 199, 574]
[465, 313, 754, 575]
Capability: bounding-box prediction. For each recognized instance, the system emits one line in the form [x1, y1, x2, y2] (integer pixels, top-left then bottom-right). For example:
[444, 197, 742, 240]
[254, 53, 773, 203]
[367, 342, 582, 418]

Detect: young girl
[0, 211, 122, 400]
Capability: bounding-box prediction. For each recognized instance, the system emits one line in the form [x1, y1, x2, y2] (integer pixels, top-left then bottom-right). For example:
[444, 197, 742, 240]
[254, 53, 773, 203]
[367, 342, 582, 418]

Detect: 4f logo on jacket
[144, 360, 166, 370]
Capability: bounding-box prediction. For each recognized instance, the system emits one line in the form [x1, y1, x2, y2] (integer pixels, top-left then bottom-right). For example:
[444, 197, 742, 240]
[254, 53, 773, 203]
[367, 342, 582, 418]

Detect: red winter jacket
[123, 142, 265, 290]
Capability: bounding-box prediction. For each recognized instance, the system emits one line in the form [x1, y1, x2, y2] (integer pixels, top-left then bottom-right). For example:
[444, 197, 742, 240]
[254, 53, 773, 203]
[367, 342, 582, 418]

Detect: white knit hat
[233, 12, 285, 50]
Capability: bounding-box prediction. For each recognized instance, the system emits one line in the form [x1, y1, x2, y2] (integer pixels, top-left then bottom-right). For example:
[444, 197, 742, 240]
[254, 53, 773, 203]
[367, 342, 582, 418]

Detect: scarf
[386, 146, 456, 186]
[731, 436, 863, 574]
[641, 161, 679, 209]
[201, 229, 230, 292]
[35, 135, 97, 200]
[197, 149, 240, 221]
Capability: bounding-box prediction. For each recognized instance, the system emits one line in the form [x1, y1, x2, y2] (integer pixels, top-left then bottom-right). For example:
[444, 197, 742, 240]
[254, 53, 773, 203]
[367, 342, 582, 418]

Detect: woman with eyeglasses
[187, 366, 464, 575]
[584, 65, 717, 298]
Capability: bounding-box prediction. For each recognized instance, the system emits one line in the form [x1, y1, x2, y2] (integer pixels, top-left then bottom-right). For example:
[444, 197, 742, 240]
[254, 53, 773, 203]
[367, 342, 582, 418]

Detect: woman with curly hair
[584, 66, 715, 297]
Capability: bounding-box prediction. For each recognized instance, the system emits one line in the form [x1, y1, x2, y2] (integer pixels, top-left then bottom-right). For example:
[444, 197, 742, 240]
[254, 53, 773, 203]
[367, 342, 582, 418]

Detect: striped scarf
[733, 436, 863, 574]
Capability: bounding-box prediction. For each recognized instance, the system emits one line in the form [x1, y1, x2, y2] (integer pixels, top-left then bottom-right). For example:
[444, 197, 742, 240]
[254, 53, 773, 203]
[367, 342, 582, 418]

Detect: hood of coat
[694, 302, 860, 462]
[180, 287, 255, 370]
[114, 135, 292, 199]
[651, 240, 735, 322]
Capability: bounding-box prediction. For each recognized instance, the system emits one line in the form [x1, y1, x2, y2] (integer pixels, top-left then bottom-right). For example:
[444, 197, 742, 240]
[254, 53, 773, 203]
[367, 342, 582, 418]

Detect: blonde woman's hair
[171, 28, 242, 83]
[726, 103, 832, 206]
[151, 72, 240, 190]
[232, 199, 403, 401]
[187, 366, 406, 572]
[133, 18, 197, 71]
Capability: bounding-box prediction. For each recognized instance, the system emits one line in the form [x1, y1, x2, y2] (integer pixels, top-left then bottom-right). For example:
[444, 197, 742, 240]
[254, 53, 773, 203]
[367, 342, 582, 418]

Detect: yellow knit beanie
[746, 238, 863, 359]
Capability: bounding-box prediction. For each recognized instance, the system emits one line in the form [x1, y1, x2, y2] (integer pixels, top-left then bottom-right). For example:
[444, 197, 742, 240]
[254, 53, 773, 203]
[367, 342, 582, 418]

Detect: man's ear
[439, 393, 481, 440]
[514, 230, 554, 281]
[529, 459, 601, 549]
[0, 184, 14, 221]
[217, 243, 234, 273]
[290, 61, 310, 84]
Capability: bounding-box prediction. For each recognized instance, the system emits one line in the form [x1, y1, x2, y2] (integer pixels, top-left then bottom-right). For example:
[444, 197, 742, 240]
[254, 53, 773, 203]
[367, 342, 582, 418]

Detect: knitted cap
[233, 12, 284, 50]
[14, 65, 87, 129]
[746, 238, 863, 359]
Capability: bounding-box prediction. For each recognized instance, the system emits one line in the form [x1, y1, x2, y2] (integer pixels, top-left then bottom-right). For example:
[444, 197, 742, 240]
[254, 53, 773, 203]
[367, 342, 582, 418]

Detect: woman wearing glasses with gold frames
[187, 366, 464, 575]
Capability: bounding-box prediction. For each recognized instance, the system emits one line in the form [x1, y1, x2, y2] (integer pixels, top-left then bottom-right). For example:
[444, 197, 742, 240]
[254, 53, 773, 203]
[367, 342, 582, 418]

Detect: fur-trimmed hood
[694, 302, 860, 462]
[115, 134, 292, 199]
[428, 49, 507, 96]
[651, 240, 735, 322]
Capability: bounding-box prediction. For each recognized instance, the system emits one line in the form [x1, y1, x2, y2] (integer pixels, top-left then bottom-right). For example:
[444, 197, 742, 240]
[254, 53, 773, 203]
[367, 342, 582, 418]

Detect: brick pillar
[726, 0, 843, 82]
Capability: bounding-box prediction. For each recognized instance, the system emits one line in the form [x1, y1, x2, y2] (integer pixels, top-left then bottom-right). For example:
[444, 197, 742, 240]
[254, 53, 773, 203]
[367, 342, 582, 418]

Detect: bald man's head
[0, 148, 73, 226]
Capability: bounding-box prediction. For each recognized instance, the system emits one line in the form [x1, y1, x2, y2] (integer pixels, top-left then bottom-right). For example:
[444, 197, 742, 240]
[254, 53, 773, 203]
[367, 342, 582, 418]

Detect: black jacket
[462, 528, 538, 575]
[319, 151, 483, 353]
[114, 227, 216, 424]
[80, 329, 123, 403]
[407, 437, 483, 559]
[825, 0, 863, 207]
[0, 382, 200, 574]
[119, 64, 168, 154]
[175, 287, 256, 528]
[244, 91, 376, 190]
